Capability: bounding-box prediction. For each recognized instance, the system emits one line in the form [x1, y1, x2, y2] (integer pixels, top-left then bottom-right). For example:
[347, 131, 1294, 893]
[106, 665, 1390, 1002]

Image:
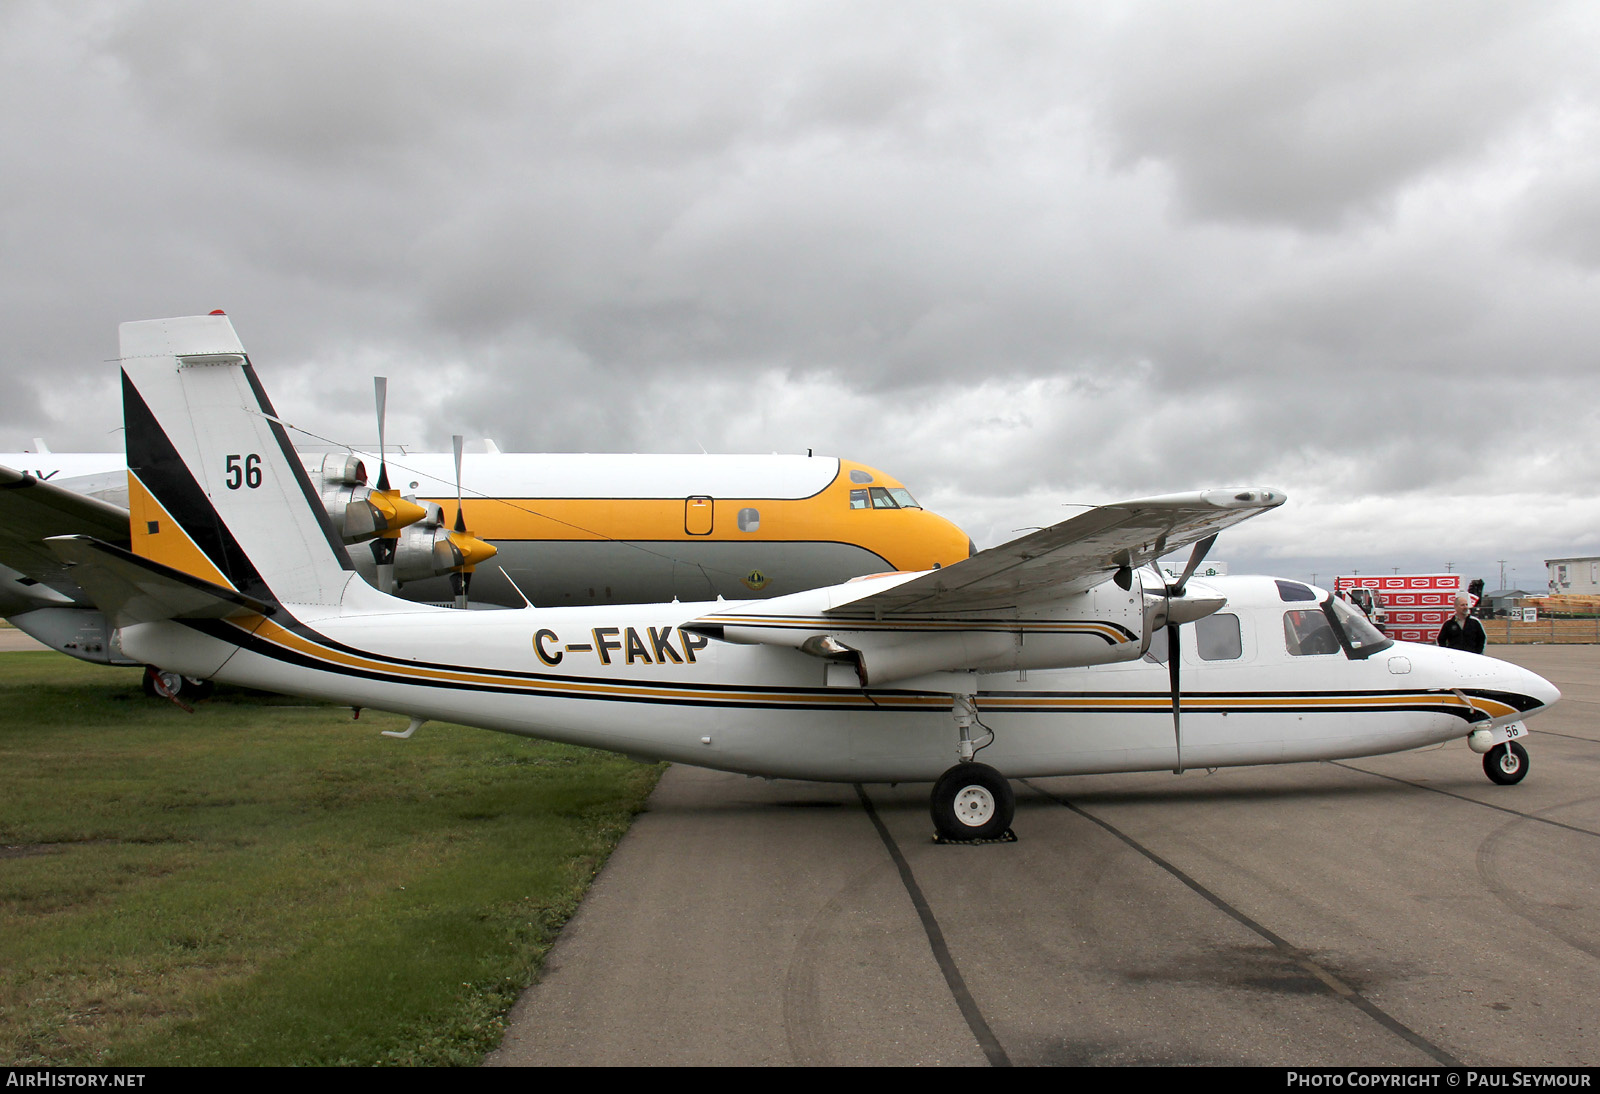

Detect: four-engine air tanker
[38, 315, 1560, 839]
[1, 382, 971, 692]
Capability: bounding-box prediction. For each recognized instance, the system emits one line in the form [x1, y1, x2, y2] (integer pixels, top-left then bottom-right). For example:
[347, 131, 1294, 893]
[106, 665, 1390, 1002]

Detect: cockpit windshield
[1285, 595, 1394, 659]
[1326, 595, 1392, 658]
[850, 486, 922, 510]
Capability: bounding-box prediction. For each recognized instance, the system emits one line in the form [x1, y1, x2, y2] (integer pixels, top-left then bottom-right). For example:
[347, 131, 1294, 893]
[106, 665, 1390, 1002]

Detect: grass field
[0, 653, 662, 1066]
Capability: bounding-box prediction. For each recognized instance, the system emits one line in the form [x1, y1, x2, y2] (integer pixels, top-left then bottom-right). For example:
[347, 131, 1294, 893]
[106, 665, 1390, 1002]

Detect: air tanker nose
[906, 508, 978, 570]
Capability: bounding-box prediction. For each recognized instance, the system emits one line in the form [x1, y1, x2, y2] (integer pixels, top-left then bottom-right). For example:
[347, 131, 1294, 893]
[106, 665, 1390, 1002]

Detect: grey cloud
[1096, 0, 1587, 230]
[2, 0, 1598, 587]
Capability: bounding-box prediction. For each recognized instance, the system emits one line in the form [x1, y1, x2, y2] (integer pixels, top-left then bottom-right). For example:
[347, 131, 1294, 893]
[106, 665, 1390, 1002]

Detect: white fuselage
[117, 576, 1558, 784]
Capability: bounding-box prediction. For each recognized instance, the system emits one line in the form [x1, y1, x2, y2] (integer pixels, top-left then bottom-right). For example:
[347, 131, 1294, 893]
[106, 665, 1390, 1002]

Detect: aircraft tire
[1483, 740, 1529, 785]
[930, 762, 1014, 841]
[141, 668, 214, 702]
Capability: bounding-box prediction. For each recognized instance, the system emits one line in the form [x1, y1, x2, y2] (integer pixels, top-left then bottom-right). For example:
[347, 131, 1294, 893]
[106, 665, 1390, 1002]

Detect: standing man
[1437, 593, 1487, 653]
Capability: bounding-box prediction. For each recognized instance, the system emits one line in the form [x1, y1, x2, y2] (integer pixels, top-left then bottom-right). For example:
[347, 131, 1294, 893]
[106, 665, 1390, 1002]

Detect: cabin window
[1143, 613, 1242, 663]
[849, 489, 870, 509]
[1276, 580, 1317, 602]
[737, 507, 760, 532]
[1196, 613, 1242, 660]
[869, 487, 900, 509]
[1284, 609, 1341, 656]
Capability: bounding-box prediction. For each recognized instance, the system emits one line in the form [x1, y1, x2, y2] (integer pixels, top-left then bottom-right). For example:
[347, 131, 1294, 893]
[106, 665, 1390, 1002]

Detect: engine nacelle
[391, 502, 451, 583]
[301, 453, 428, 544]
[306, 454, 369, 542]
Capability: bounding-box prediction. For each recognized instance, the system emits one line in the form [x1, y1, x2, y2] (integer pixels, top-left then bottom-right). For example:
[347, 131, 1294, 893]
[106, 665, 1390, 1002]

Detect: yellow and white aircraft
[44, 315, 1561, 838]
[1, 450, 969, 606]
[0, 384, 970, 684]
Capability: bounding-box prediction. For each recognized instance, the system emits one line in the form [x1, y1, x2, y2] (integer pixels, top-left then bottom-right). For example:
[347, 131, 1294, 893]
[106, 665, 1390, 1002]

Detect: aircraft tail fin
[119, 314, 358, 610]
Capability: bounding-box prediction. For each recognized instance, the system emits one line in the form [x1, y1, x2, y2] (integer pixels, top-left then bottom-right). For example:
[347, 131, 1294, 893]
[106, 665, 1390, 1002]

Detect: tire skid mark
[780, 856, 899, 1066]
[855, 784, 1012, 1067]
[1024, 779, 1459, 1067]
[1475, 794, 1600, 963]
[1331, 761, 1600, 839]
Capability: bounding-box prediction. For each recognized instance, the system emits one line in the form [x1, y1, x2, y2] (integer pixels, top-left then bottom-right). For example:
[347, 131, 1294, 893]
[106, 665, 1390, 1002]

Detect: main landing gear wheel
[1484, 740, 1529, 785]
[930, 762, 1015, 841]
[141, 668, 215, 702]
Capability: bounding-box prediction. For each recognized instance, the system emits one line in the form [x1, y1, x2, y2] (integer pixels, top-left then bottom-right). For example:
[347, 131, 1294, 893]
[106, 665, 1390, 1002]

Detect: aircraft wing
[0, 463, 131, 609]
[825, 488, 1284, 617]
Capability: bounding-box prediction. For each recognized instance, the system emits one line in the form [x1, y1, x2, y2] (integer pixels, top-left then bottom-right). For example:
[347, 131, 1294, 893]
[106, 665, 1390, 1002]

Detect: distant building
[1545, 556, 1600, 595]
[1482, 589, 1533, 616]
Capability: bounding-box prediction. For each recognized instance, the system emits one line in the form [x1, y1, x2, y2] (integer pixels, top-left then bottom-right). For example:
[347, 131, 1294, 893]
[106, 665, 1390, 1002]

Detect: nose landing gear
[1483, 740, 1529, 785]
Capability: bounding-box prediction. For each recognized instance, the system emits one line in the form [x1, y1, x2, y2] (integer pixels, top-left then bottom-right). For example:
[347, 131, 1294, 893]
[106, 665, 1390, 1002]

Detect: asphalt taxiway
[488, 644, 1600, 1067]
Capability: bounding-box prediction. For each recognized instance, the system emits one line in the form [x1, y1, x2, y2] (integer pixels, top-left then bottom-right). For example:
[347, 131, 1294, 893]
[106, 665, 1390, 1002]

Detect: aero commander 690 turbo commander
[45, 315, 1559, 840]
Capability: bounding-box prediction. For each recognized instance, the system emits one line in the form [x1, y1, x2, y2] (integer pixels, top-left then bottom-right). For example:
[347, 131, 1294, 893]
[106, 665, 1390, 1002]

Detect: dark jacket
[1436, 616, 1486, 655]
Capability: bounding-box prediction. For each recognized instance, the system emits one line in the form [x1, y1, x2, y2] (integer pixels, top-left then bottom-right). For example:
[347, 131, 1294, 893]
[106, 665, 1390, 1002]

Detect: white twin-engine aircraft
[46, 315, 1559, 840]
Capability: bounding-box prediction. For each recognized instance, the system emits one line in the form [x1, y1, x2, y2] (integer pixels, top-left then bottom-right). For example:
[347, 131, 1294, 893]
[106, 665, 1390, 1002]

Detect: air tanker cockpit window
[1326, 596, 1393, 659]
[850, 486, 921, 510]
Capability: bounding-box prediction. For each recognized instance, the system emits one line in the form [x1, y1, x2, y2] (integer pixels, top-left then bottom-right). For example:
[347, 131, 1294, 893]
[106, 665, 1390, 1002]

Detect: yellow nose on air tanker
[408, 454, 975, 606]
[810, 459, 975, 572]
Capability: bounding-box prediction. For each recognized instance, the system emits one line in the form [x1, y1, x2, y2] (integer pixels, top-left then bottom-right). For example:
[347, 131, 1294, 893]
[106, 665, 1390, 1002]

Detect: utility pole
[1499, 560, 1507, 589]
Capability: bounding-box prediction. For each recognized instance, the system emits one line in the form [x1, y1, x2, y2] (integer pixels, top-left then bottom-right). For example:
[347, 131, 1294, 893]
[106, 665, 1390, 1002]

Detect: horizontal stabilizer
[0, 463, 130, 594]
[45, 535, 275, 628]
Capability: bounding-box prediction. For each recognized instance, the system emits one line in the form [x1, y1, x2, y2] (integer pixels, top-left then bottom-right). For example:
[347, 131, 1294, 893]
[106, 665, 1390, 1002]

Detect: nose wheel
[1483, 740, 1529, 785]
[930, 762, 1015, 841]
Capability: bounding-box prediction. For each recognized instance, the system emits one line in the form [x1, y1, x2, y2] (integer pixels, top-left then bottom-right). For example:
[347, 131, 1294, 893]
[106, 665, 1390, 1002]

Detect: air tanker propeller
[439, 435, 497, 609]
[344, 377, 426, 594]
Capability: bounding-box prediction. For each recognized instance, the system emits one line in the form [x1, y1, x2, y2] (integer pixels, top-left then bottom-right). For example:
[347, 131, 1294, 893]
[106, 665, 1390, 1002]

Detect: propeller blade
[453, 434, 467, 534]
[373, 377, 390, 492]
[1168, 621, 1183, 774]
[1170, 533, 1218, 597]
[443, 435, 498, 608]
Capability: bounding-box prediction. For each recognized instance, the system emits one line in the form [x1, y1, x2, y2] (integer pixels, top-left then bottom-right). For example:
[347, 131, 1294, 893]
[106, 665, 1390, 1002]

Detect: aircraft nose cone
[1521, 665, 1561, 710]
[1490, 657, 1561, 713]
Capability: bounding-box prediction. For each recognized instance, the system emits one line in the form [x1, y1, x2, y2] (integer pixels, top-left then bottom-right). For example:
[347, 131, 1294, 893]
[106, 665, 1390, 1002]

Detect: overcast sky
[3, 0, 1597, 591]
